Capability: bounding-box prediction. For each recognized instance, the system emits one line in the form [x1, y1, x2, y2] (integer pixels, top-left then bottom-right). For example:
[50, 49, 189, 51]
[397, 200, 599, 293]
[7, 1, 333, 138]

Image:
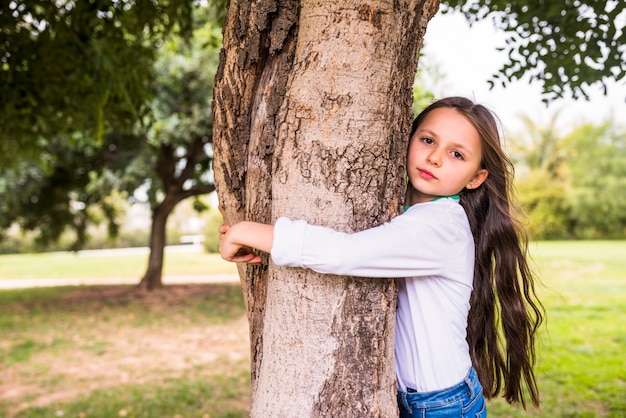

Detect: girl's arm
[220, 202, 464, 278]
[219, 221, 274, 264]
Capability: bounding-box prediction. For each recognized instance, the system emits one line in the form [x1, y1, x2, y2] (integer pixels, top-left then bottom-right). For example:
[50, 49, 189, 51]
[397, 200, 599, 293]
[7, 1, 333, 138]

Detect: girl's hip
[397, 367, 486, 418]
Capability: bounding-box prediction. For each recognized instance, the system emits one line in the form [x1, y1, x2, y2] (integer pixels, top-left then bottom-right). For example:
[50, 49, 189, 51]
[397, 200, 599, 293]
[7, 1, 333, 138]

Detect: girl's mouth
[419, 169, 437, 180]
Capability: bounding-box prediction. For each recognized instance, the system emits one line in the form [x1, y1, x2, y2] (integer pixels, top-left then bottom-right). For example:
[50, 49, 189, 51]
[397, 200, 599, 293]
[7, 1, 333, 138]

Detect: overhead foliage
[0, 0, 193, 167]
[0, 1, 225, 252]
[443, 0, 626, 101]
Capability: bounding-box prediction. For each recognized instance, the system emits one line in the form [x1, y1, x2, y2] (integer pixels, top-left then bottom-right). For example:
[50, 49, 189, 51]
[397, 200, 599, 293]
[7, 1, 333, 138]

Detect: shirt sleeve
[270, 202, 466, 278]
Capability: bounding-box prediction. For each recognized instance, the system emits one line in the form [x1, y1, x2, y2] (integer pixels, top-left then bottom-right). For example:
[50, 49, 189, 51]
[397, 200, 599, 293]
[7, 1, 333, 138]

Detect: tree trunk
[137, 198, 178, 291]
[137, 138, 216, 291]
[213, 0, 439, 415]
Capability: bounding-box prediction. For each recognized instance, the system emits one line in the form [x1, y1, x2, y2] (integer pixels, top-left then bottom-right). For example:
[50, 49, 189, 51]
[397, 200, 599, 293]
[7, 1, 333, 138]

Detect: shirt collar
[404, 194, 460, 212]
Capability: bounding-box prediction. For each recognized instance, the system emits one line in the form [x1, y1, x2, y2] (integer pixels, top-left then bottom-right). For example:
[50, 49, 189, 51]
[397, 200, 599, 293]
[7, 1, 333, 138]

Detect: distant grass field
[0, 248, 238, 280]
[0, 241, 625, 417]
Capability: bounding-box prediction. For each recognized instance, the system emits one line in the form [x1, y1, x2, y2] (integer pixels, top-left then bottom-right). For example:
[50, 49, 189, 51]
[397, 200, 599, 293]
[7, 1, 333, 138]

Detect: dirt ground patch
[0, 284, 251, 416]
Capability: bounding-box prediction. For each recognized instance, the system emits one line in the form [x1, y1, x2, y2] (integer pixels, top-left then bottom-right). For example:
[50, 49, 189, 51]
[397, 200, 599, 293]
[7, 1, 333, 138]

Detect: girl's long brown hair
[412, 97, 544, 407]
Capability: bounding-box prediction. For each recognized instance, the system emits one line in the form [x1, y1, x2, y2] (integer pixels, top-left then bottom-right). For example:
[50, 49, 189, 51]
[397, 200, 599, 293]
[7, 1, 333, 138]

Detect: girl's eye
[421, 137, 434, 145]
[452, 151, 464, 160]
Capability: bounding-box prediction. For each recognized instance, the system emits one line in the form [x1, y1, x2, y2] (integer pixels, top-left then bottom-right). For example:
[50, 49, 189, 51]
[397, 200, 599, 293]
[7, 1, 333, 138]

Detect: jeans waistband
[405, 367, 481, 400]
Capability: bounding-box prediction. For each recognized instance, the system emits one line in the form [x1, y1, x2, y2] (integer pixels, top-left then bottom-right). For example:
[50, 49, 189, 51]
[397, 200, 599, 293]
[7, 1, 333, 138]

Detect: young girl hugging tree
[219, 96, 544, 417]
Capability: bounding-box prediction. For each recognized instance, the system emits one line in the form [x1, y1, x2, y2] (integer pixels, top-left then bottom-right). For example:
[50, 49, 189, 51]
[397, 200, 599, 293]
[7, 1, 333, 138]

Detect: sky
[419, 11, 625, 135]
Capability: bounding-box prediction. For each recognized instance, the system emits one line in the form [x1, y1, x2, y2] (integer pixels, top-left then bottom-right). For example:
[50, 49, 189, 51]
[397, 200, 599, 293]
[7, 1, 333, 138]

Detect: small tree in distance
[0, 3, 224, 290]
[136, 17, 222, 290]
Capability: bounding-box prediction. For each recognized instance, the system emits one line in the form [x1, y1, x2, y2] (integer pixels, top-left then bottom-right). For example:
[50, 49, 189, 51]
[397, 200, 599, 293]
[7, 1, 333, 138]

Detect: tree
[510, 113, 626, 239]
[563, 121, 626, 238]
[509, 110, 567, 179]
[0, 0, 181, 249]
[0, 1, 193, 245]
[136, 15, 222, 290]
[507, 109, 570, 238]
[213, 0, 438, 414]
[0, 0, 193, 167]
[514, 171, 570, 239]
[0, 133, 143, 250]
[0, 2, 223, 290]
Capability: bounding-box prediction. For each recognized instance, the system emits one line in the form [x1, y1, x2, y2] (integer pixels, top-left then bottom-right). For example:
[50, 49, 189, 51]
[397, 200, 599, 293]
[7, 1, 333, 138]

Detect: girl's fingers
[231, 254, 263, 264]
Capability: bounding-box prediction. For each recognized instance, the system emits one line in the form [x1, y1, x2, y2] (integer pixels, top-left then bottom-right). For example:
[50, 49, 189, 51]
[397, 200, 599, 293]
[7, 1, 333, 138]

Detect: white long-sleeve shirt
[270, 198, 474, 392]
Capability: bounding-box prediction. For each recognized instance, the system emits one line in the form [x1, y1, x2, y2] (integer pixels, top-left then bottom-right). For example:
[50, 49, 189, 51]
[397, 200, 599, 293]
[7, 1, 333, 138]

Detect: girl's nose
[427, 150, 442, 166]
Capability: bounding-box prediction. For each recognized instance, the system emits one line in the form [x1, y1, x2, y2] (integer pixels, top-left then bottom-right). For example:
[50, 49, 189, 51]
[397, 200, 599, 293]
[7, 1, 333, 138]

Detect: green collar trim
[431, 194, 460, 202]
[404, 194, 460, 211]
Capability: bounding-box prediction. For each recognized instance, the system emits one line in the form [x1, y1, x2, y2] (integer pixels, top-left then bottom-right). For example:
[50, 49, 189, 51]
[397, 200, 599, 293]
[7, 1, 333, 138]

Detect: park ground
[0, 283, 251, 417]
[1, 241, 625, 417]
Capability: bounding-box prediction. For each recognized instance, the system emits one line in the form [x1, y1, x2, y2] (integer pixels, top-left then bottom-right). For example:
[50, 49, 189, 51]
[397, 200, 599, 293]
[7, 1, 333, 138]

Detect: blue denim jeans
[397, 367, 486, 417]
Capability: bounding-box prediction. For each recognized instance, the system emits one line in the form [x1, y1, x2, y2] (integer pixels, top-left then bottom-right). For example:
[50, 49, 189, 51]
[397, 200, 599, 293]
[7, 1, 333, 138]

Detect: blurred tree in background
[0, 1, 226, 289]
[563, 121, 626, 238]
[509, 111, 570, 239]
[512, 116, 626, 239]
[135, 12, 223, 289]
[0, 0, 194, 164]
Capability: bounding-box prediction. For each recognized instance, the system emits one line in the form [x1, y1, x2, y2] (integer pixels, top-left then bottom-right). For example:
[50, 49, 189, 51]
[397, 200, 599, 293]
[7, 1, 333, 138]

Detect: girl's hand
[219, 224, 264, 264]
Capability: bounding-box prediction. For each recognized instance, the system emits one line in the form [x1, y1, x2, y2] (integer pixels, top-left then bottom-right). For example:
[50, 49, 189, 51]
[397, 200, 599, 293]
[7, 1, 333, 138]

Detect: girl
[219, 96, 544, 417]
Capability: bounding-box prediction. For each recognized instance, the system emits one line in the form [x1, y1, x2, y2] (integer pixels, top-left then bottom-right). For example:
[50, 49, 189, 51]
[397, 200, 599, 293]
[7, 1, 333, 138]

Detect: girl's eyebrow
[415, 128, 435, 137]
[450, 140, 473, 156]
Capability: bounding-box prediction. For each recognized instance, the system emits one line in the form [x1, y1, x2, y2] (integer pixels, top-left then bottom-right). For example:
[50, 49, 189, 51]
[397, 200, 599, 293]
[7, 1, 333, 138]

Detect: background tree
[136, 15, 222, 290]
[0, 133, 142, 250]
[510, 113, 626, 240]
[0, 0, 193, 245]
[0, 0, 180, 249]
[514, 170, 570, 239]
[0, 2, 224, 289]
[0, 0, 193, 167]
[562, 121, 626, 238]
[510, 110, 567, 178]
[509, 111, 571, 239]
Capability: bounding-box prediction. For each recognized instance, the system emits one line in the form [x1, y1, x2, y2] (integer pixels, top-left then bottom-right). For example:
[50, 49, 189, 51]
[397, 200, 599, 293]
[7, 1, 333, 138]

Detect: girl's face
[406, 107, 489, 205]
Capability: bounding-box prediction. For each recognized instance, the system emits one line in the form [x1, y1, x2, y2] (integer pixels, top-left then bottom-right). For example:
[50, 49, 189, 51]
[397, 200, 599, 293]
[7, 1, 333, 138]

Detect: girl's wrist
[230, 222, 250, 247]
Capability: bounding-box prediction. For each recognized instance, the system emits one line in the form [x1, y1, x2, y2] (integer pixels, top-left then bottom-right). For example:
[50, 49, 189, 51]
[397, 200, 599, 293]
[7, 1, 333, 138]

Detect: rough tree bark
[213, 0, 439, 415]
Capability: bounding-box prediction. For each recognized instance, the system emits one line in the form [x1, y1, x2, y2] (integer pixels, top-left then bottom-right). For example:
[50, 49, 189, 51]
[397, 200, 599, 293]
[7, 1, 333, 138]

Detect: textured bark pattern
[212, 0, 300, 391]
[212, 0, 439, 416]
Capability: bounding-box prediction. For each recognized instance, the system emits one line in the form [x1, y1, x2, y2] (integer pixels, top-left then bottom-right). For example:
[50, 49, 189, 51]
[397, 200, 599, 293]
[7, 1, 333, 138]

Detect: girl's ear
[466, 169, 489, 190]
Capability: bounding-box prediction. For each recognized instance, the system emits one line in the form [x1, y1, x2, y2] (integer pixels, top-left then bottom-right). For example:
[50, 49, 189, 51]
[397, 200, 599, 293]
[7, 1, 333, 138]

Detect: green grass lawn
[0, 242, 625, 417]
[485, 241, 626, 417]
[0, 283, 250, 418]
[0, 249, 238, 280]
